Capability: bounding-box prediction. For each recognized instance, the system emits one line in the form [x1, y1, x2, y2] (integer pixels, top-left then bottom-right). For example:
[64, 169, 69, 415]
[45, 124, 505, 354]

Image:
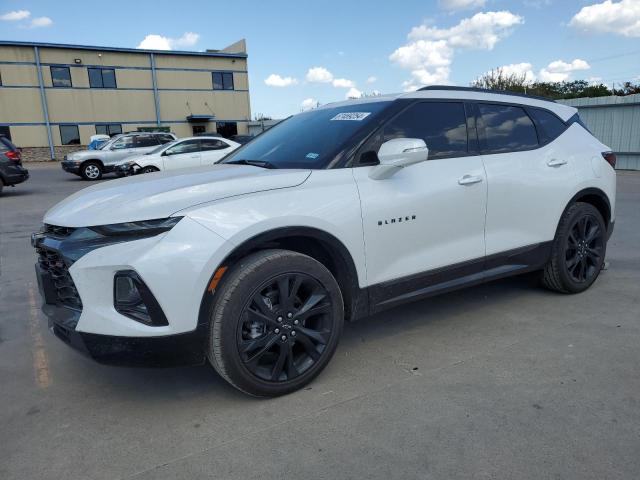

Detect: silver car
[61, 132, 177, 180]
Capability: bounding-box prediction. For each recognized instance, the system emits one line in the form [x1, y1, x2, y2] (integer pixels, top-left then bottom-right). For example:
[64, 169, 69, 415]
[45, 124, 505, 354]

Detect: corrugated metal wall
[559, 94, 640, 170]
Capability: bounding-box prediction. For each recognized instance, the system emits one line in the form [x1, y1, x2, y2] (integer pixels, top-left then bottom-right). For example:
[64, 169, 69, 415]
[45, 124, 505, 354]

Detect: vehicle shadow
[66, 272, 545, 402]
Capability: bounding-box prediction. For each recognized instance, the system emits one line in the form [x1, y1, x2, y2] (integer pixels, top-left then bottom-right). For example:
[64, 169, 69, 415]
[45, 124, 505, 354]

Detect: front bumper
[45, 303, 209, 367]
[33, 216, 231, 367]
[61, 160, 80, 174]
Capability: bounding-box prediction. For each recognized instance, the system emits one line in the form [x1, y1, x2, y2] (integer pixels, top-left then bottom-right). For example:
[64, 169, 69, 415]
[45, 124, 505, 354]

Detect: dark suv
[0, 136, 29, 195]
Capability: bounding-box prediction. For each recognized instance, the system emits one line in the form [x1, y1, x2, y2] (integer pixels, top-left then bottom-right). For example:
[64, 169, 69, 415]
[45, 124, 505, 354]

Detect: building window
[88, 68, 117, 88]
[192, 125, 206, 135]
[95, 124, 122, 136]
[216, 122, 238, 138]
[212, 72, 234, 90]
[0, 126, 11, 140]
[60, 125, 80, 145]
[51, 66, 72, 87]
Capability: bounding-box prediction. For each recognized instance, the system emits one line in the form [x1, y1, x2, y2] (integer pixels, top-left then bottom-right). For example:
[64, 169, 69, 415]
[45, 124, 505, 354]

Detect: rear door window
[135, 136, 160, 148]
[478, 104, 538, 153]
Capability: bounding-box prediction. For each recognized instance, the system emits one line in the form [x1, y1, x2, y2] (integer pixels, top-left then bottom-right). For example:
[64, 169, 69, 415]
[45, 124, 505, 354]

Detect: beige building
[0, 40, 251, 160]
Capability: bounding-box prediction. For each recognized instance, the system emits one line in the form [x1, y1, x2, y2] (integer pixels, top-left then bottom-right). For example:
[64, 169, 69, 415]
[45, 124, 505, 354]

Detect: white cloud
[29, 16, 52, 28]
[391, 11, 523, 90]
[569, 0, 640, 37]
[345, 87, 362, 99]
[332, 78, 355, 88]
[137, 32, 200, 50]
[1, 10, 30, 21]
[301, 98, 318, 111]
[538, 59, 590, 82]
[172, 32, 200, 47]
[366, 76, 377, 84]
[408, 11, 524, 49]
[570, 0, 640, 37]
[439, 0, 486, 12]
[264, 74, 298, 87]
[495, 62, 536, 82]
[306, 66, 333, 83]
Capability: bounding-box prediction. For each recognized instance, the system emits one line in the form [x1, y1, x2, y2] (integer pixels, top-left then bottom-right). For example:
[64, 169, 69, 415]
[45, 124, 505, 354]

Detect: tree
[470, 68, 639, 99]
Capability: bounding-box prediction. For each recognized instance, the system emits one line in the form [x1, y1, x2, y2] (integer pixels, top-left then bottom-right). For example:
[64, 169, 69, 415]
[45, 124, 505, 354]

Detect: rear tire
[208, 249, 344, 397]
[542, 202, 607, 293]
[81, 161, 102, 181]
[141, 166, 160, 174]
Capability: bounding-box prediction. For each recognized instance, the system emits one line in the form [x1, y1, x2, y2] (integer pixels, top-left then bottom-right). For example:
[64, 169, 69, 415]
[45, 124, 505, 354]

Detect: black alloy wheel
[208, 249, 344, 397]
[542, 202, 607, 293]
[238, 273, 333, 382]
[565, 214, 604, 283]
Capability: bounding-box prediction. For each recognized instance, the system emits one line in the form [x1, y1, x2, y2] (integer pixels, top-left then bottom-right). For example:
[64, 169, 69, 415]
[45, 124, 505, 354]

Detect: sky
[1, 0, 639, 118]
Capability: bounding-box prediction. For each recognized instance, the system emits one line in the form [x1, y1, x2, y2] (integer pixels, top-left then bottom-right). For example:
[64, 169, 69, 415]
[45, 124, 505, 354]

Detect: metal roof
[0, 40, 247, 58]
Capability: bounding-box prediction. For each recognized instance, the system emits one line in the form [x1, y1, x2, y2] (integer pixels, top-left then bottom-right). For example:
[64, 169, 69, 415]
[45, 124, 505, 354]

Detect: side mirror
[369, 138, 429, 180]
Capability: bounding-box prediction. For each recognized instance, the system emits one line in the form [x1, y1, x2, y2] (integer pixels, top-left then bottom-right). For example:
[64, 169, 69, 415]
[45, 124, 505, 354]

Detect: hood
[67, 149, 99, 160]
[44, 165, 312, 227]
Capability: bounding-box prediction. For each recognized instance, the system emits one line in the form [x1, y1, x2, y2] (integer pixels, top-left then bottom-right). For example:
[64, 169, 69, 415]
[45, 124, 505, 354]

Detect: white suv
[33, 87, 616, 397]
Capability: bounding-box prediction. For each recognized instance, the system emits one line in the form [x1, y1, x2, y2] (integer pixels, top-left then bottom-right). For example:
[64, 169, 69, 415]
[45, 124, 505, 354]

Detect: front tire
[542, 202, 607, 293]
[81, 161, 103, 180]
[140, 166, 160, 174]
[208, 249, 344, 397]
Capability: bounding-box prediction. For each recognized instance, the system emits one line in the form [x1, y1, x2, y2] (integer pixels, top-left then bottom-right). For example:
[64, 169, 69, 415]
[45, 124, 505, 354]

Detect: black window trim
[212, 71, 234, 90]
[95, 124, 122, 136]
[351, 98, 477, 167]
[88, 67, 117, 89]
[50, 65, 72, 88]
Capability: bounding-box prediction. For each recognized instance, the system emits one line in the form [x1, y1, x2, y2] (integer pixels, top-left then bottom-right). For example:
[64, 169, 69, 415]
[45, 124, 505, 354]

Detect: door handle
[458, 174, 483, 186]
[547, 158, 567, 167]
[190, 155, 199, 158]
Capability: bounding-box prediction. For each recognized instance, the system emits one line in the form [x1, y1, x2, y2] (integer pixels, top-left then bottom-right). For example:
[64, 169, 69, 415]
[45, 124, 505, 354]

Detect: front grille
[44, 224, 76, 239]
[37, 247, 83, 309]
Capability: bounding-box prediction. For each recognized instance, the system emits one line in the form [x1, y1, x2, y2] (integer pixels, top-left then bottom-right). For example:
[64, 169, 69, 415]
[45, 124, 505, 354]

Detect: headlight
[89, 217, 182, 237]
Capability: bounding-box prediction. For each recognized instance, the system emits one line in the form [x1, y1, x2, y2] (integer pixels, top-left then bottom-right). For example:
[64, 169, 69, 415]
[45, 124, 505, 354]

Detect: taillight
[5, 150, 21, 162]
[601, 151, 616, 169]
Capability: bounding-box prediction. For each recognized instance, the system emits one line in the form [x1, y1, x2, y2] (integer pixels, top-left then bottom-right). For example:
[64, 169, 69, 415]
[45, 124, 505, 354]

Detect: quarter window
[478, 104, 538, 153]
[212, 72, 234, 90]
[529, 108, 567, 144]
[88, 68, 117, 88]
[95, 124, 122, 136]
[51, 66, 72, 87]
[59, 125, 80, 145]
[382, 102, 468, 159]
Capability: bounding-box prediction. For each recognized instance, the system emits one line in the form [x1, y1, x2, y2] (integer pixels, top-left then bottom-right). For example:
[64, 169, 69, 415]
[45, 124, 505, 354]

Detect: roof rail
[417, 85, 556, 103]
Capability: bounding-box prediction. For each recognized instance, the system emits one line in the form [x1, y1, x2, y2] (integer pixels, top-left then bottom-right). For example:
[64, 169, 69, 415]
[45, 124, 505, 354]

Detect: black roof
[417, 85, 556, 103]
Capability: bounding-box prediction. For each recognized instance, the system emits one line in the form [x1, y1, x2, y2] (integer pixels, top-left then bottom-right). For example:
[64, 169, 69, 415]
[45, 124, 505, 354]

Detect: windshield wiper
[225, 159, 277, 169]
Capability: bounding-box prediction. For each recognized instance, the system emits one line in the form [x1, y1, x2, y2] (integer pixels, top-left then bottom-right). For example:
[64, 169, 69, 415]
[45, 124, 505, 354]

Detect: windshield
[221, 101, 392, 169]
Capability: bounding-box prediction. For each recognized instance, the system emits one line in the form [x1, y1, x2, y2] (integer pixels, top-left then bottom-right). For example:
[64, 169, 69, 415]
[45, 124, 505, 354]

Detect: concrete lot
[1, 163, 639, 480]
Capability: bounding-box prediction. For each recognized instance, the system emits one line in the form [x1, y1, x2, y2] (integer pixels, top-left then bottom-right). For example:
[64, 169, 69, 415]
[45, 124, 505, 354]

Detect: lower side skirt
[368, 241, 553, 315]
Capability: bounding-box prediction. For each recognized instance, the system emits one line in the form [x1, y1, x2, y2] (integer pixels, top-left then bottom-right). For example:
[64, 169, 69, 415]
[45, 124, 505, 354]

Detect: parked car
[0, 136, 29, 195]
[229, 134, 255, 145]
[118, 136, 241, 175]
[61, 132, 177, 180]
[32, 86, 616, 397]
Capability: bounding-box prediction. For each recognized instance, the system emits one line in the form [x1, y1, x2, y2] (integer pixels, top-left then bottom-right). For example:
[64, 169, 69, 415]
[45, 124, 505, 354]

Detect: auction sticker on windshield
[330, 112, 371, 121]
